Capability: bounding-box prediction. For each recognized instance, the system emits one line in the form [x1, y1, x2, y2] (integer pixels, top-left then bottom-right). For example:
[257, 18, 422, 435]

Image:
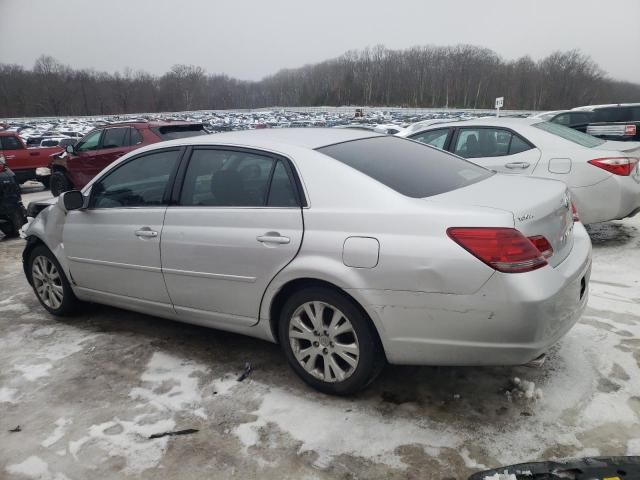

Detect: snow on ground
[0, 216, 639, 479]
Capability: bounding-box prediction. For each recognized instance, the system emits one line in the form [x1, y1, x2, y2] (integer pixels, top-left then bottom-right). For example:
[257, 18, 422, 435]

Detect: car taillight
[624, 124, 637, 136]
[571, 201, 579, 222]
[527, 235, 554, 259]
[588, 157, 639, 176]
[447, 227, 548, 273]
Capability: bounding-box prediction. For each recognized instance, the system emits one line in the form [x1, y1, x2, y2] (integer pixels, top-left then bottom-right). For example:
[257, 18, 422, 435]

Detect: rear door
[451, 126, 541, 175]
[160, 147, 304, 328]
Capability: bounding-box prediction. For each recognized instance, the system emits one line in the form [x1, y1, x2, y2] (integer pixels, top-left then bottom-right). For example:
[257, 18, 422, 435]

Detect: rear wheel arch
[268, 278, 386, 358]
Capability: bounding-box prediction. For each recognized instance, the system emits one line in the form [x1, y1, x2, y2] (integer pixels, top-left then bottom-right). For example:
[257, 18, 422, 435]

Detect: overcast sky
[1, 0, 638, 82]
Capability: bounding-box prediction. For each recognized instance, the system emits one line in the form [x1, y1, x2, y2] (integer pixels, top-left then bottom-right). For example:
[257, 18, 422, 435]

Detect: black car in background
[575, 104, 640, 141]
[0, 160, 27, 238]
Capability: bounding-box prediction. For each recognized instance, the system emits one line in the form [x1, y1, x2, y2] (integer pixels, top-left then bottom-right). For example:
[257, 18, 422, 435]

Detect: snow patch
[5, 455, 70, 480]
[0, 386, 18, 403]
[233, 387, 461, 469]
[14, 362, 52, 381]
[42, 417, 72, 448]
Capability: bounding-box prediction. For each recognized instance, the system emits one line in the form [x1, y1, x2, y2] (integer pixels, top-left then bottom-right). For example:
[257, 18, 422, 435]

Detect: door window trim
[87, 146, 187, 210]
[449, 126, 536, 157]
[170, 145, 308, 209]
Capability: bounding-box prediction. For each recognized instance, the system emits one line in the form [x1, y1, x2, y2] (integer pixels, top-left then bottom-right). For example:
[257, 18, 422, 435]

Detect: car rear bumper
[352, 223, 592, 365]
[572, 175, 640, 224]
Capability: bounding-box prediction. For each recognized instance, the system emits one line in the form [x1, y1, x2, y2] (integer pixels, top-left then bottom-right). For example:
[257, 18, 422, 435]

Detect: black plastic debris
[237, 362, 252, 382]
[148, 428, 199, 440]
[8, 425, 21, 433]
[469, 456, 640, 480]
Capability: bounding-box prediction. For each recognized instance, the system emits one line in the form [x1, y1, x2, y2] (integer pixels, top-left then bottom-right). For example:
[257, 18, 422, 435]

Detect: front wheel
[50, 172, 72, 197]
[29, 245, 80, 316]
[279, 287, 384, 395]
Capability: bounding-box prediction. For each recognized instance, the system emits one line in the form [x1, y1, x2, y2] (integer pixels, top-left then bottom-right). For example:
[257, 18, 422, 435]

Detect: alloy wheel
[32, 255, 64, 309]
[288, 301, 360, 383]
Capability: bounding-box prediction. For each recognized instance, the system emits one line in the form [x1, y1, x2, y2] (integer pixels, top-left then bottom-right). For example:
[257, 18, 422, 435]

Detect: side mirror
[61, 190, 85, 211]
[65, 144, 75, 154]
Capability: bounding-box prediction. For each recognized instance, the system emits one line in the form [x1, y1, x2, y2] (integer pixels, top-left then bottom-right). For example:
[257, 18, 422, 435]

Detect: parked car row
[398, 117, 640, 225]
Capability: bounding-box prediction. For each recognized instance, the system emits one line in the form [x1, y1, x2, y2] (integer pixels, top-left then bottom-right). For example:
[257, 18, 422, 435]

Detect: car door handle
[135, 229, 158, 238]
[505, 162, 530, 169]
[257, 233, 290, 244]
[30, 152, 40, 156]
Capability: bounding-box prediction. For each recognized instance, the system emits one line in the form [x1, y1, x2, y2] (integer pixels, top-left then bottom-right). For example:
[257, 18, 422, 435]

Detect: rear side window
[152, 124, 207, 140]
[593, 108, 630, 123]
[102, 128, 129, 149]
[129, 128, 143, 145]
[317, 136, 492, 198]
[453, 128, 531, 158]
[534, 121, 605, 147]
[180, 149, 275, 207]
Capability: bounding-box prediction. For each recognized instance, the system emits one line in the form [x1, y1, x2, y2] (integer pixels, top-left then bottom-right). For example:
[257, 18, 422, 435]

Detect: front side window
[90, 150, 179, 208]
[101, 128, 129, 149]
[453, 128, 526, 158]
[534, 121, 605, 147]
[410, 129, 449, 150]
[76, 130, 102, 152]
[180, 149, 276, 207]
[317, 136, 492, 198]
[570, 112, 592, 125]
[1, 136, 23, 150]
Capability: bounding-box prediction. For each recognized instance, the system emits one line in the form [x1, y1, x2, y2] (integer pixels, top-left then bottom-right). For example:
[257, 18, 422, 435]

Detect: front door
[68, 129, 103, 189]
[161, 147, 304, 328]
[63, 148, 183, 316]
[451, 126, 541, 175]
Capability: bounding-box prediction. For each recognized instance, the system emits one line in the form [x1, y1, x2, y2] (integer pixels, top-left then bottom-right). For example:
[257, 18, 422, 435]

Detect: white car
[398, 118, 640, 224]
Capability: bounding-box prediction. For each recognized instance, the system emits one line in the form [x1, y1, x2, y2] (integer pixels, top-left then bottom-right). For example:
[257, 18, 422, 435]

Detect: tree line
[0, 45, 638, 118]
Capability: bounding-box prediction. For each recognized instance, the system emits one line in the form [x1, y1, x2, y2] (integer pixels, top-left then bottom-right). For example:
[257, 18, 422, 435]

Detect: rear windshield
[533, 121, 605, 147]
[317, 136, 492, 198]
[152, 124, 208, 140]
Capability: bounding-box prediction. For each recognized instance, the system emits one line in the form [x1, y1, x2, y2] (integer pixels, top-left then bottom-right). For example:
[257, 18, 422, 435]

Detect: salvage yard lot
[1, 209, 639, 479]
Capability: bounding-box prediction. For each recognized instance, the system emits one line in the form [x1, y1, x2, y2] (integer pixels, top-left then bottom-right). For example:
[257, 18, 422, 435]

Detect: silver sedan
[397, 117, 640, 224]
[23, 129, 592, 394]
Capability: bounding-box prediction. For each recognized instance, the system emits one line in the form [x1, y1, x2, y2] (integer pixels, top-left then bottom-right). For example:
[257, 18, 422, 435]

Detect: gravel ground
[1, 199, 639, 479]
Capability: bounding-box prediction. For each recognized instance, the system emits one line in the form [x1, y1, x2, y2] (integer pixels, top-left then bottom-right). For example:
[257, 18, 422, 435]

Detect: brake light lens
[571, 201, 579, 222]
[527, 235, 554, 259]
[624, 124, 637, 136]
[447, 227, 548, 273]
[588, 157, 639, 176]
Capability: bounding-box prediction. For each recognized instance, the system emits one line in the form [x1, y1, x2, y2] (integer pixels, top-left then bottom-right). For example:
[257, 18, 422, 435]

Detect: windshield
[533, 121, 605, 147]
[317, 136, 492, 198]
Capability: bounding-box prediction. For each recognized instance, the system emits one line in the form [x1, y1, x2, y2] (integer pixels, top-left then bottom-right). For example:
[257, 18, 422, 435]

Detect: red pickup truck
[0, 131, 63, 186]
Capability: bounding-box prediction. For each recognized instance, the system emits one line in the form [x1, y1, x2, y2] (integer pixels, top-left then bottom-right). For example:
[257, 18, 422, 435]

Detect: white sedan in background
[398, 118, 640, 224]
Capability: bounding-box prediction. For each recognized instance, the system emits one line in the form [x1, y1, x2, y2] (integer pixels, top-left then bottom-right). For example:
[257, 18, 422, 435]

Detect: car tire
[28, 245, 80, 316]
[279, 287, 385, 395]
[50, 172, 72, 197]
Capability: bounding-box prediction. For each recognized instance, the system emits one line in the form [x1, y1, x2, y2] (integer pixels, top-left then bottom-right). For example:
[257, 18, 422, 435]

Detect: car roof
[407, 117, 542, 133]
[572, 103, 640, 111]
[154, 127, 382, 150]
[102, 120, 203, 128]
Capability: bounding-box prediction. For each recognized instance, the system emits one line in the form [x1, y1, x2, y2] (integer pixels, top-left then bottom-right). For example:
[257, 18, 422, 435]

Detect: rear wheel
[50, 172, 71, 197]
[279, 287, 384, 395]
[28, 245, 80, 316]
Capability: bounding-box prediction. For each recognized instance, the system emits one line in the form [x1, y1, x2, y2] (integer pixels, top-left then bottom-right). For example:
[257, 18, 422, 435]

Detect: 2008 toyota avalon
[22, 129, 592, 395]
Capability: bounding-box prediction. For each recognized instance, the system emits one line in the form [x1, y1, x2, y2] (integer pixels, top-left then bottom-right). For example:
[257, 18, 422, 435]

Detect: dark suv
[573, 104, 640, 142]
[49, 120, 208, 196]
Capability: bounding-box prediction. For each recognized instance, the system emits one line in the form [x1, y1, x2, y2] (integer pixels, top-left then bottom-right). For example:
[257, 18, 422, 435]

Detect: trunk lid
[428, 174, 574, 267]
